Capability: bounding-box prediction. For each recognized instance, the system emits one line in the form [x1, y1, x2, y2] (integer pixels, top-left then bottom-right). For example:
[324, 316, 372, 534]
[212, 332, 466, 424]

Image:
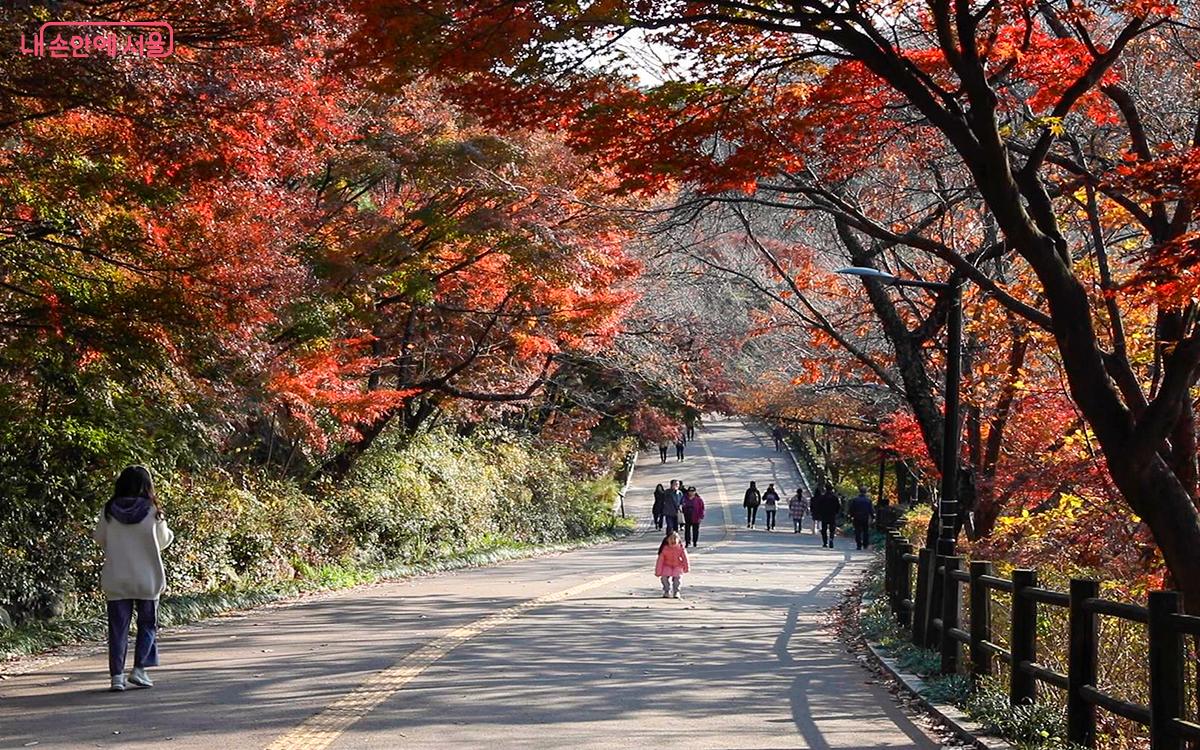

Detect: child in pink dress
[655, 531, 690, 599]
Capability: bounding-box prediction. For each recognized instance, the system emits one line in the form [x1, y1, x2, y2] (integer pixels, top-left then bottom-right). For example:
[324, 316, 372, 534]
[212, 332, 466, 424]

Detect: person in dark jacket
[658, 442, 669, 463]
[652, 483, 666, 530]
[743, 481, 762, 528]
[849, 487, 875, 550]
[675, 436, 685, 461]
[682, 486, 706, 548]
[811, 484, 841, 548]
[662, 480, 684, 533]
[771, 425, 786, 452]
[762, 483, 781, 530]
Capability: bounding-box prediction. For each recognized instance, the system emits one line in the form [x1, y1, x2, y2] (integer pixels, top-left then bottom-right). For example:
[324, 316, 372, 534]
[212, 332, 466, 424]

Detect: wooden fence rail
[882, 530, 1200, 749]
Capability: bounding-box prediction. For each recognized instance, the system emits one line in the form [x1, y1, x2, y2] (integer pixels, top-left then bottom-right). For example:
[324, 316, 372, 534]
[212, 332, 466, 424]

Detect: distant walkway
[0, 418, 936, 749]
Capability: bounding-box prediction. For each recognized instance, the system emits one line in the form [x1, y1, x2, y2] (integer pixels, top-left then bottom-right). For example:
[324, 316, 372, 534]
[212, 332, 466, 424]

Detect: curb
[859, 599, 1015, 750]
[782, 442, 814, 496]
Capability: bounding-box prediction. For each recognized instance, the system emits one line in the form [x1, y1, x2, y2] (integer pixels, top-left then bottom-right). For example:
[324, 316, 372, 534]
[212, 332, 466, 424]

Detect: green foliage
[900, 505, 933, 546]
[966, 677, 1083, 750]
[920, 673, 971, 706]
[338, 426, 618, 564]
[0, 372, 210, 621]
[893, 644, 940, 676]
[0, 423, 619, 637]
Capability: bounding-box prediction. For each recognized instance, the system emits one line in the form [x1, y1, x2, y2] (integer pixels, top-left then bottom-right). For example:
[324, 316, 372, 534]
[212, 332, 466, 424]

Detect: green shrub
[1, 421, 621, 639]
[921, 673, 971, 706]
[966, 677, 1083, 749]
[895, 644, 943, 676]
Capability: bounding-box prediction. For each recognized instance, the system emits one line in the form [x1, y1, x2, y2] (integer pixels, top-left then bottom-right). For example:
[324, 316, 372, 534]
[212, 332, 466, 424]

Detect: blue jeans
[107, 599, 159, 676]
[664, 514, 680, 533]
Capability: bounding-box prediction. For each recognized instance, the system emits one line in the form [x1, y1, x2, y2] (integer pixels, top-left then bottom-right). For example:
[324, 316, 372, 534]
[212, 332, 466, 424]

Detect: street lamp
[836, 266, 963, 557]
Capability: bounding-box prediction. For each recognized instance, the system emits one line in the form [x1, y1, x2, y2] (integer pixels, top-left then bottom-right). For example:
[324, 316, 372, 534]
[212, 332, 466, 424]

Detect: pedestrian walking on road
[849, 487, 875, 550]
[682, 486, 706, 548]
[771, 425, 786, 452]
[762, 483, 780, 530]
[655, 531, 690, 599]
[686, 419, 696, 441]
[675, 437, 686, 461]
[788, 489, 809, 533]
[812, 484, 841, 548]
[743, 481, 762, 528]
[94, 465, 174, 692]
[652, 483, 666, 530]
[658, 442, 669, 463]
[662, 480, 684, 534]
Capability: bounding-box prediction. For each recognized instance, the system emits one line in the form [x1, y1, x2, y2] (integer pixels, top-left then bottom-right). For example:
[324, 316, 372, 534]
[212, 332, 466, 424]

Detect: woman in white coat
[94, 465, 173, 692]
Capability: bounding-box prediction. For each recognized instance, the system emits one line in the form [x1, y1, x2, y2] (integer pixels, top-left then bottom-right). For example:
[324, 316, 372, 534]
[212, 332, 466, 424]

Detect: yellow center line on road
[263, 568, 640, 750]
[267, 424, 738, 750]
[698, 428, 738, 544]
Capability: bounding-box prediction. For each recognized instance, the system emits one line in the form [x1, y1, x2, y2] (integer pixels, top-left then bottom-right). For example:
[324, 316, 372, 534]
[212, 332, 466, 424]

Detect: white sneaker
[110, 674, 126, 692]
[672, 592, 681, 599]
[662, 592, 670, 598]
[129, 667, 153, 688]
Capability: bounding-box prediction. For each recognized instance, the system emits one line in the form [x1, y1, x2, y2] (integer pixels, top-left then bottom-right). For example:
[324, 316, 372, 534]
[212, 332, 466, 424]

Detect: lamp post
[836, 266, 963, 557]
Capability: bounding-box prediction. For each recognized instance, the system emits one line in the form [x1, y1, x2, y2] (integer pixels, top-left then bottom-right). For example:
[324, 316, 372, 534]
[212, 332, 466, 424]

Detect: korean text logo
[19, 21, 174, 59]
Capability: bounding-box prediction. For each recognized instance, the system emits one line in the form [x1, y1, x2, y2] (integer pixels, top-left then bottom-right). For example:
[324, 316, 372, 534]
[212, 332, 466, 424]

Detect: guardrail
[615, 450, 637, 518]
[883, 531, 1200, 749]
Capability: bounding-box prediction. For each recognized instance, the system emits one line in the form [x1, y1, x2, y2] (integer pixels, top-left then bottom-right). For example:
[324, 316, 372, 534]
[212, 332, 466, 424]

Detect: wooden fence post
[912, 547, 933, 647]
[969, 560, 993, 685]
[898, 542, 914, 628]
[1148, 590, 1184, 750]
[1010, 568, 1038, 706]
[1068, 578, 1099, 749]
[885, 533, 898, 618]
[940, 555, 963, 675]
[926, 554, 946, 650]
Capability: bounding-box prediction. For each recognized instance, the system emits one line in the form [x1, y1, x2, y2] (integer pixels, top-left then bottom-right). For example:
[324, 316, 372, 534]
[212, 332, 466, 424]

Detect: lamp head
[835, 266, 898, 284]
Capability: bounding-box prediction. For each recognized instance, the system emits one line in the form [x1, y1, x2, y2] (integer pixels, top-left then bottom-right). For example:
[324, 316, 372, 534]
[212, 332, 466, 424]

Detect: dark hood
[107, 495, 152, 524]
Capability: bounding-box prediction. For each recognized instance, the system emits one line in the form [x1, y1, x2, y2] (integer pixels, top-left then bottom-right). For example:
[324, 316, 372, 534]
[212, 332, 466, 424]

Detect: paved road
[0, 419, 938, 749]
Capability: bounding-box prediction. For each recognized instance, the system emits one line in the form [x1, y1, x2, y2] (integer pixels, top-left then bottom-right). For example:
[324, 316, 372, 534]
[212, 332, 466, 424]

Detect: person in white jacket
[93, 465, 173, 692]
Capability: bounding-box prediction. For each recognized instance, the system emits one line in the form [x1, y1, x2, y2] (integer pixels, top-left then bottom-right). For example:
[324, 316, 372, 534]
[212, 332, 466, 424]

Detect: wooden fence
[882, 531, 1200, 749]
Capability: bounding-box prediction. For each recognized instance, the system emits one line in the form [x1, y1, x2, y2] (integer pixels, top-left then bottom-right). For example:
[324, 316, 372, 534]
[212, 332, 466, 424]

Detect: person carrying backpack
[743, 481, 762, 528]
[762, 483, 781, 531]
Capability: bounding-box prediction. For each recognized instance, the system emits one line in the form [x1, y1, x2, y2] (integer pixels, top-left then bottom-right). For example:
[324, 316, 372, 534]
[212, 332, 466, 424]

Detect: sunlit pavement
[0, 419, 936, 749]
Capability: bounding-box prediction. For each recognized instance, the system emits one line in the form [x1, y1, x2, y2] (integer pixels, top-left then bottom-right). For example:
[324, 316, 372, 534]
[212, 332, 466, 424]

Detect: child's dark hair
[657, 531, 680, 554]
[105, 465, 162, 520]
